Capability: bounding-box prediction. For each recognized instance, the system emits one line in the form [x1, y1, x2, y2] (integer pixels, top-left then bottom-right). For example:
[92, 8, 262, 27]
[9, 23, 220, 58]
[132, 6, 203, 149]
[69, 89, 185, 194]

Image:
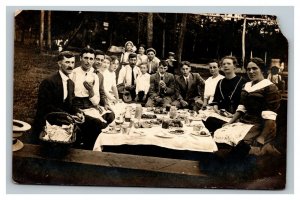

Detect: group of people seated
[32, 40, 282, 157]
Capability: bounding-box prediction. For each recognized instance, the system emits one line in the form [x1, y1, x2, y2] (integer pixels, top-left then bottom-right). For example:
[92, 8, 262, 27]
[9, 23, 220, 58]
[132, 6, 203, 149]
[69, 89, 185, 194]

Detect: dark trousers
[202, 116, 227, 135]
[76, 111, 115, 150]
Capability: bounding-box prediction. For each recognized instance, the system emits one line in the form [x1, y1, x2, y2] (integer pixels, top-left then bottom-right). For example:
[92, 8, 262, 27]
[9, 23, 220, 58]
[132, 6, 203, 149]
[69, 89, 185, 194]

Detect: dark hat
[128, 53, 137, 59]
[146, 48, 156, 55]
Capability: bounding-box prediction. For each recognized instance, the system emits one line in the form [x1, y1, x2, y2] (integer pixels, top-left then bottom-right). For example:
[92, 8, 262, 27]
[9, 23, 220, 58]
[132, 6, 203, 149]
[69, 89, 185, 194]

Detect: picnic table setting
[93, 102, 220, 153]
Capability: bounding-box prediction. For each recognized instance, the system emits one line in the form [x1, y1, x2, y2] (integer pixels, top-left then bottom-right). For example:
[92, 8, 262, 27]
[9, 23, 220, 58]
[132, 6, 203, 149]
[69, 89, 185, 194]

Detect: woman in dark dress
[223, 57, 281, 156]
[204, 56, 246, 133]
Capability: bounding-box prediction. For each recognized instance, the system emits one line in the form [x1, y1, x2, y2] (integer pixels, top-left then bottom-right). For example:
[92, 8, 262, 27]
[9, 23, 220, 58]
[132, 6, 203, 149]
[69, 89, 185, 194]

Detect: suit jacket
[147, 57, 160, 74]
[33, 72, 78, 134]
[95, 71, 108, 106]
[174, 73, 205, 101]
[148, 72, 175, 99]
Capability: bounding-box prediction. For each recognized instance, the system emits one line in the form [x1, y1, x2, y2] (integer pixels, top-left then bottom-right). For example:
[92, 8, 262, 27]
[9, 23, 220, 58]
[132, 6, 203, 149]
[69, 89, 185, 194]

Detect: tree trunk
[162, 14, 166, 58]
[47, 11, 51, 50]
[147, 13, 153, 47]
[172, 14, 178, 52]
[40, 10, 45, 51]
[177, 14, 187, 63]
[242, 17, 247, 71]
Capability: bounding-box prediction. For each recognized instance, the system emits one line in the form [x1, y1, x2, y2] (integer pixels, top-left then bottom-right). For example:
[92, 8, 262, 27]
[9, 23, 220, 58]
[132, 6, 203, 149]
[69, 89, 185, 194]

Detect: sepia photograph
[12, 8, 289, 190]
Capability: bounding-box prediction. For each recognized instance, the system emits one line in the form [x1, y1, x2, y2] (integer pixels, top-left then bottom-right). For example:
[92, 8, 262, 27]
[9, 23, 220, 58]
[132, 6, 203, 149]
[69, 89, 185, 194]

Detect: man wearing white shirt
[117, 53, 141, 100]
[92, 49, 110, 109]
[71, 47, 97, 98]
[70, 47, 114, 149]
[202, 59, 225, 109]
[135, 64, 150, 102]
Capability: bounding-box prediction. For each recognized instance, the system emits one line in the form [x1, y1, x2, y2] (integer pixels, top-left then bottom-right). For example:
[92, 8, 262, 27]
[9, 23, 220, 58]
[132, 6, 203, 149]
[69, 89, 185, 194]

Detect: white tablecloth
[92, 103, 231, 153]
[93, 121, 218, 153]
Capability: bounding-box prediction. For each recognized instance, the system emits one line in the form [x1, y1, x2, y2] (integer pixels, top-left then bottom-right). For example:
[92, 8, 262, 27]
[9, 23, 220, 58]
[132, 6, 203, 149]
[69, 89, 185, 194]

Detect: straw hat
[13, 119, 31, 152]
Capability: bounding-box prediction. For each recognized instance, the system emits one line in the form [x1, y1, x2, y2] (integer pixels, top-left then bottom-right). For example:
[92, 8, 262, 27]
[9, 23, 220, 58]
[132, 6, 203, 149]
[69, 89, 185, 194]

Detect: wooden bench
[12, 144, 285, 189]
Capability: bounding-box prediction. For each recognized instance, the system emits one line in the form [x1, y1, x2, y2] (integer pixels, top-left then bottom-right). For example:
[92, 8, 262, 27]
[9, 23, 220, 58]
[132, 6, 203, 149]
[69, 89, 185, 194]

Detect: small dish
[190, 131, 210, 137]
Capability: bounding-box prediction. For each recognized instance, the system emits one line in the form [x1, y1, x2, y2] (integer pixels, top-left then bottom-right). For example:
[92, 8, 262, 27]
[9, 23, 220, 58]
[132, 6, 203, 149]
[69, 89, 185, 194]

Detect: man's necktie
[131, 68, 135, 86]
[66, 79, 73, 104]
[149, 63, 152, 74]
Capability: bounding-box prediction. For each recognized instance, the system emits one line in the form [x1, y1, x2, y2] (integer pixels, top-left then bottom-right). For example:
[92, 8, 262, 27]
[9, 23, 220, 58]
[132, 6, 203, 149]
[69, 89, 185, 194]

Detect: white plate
[154, 134, 174, 139]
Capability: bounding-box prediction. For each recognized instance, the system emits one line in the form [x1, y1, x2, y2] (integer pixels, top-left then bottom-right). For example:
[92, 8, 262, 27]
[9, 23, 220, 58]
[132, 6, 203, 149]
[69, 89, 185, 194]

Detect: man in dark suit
[171, 61, 205, 111]
[145, 60, 175, 108]
[33, 51, 107, 150]
[33, 51, 83, 143]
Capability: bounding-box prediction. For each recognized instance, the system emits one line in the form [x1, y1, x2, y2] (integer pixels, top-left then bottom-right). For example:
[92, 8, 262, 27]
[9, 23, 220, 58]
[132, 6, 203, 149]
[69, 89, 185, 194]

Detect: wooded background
[14, 10, 288, 69]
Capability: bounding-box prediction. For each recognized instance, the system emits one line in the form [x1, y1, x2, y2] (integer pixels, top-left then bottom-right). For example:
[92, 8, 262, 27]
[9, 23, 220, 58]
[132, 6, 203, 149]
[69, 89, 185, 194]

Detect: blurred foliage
[15, 11, 288, 66]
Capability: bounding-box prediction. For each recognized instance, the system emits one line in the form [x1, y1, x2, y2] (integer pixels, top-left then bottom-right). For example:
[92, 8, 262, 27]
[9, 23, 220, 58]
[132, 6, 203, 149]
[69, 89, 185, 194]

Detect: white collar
[183, 74, 189, 79]
[127, 65, 136, 69]
[244, 79, 273, 93]
[59, 70, 69, 81]
[159, 73, 165, 77]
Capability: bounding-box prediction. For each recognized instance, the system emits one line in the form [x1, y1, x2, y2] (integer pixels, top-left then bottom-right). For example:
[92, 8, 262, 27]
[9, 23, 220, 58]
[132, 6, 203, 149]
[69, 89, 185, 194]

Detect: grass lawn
[13, 45, 59, 124]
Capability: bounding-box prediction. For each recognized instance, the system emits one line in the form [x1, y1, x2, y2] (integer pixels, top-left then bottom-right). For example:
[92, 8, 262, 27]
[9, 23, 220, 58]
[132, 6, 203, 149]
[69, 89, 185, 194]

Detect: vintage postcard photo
[12, 9, 288, 190]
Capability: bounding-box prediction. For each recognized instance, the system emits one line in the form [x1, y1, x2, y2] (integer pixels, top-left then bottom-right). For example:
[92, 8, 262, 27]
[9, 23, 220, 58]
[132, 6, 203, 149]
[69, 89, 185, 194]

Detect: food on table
[115, 115, 124, 125]
[134, 121, 152, 128]
[153, 107, 168, 114]
[169, 129, 184, 135]
[168, 119, 183, 128]
[146, 107, 154, 112]
[191, 130, 210, 137]
[141, 114, 157, 119]
[150, 119, 162, 125]
[175, 114, 186, 121]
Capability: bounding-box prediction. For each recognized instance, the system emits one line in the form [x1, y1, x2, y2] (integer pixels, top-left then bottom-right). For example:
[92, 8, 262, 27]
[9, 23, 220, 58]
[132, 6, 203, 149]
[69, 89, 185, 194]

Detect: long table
[93, 103, 220, 153]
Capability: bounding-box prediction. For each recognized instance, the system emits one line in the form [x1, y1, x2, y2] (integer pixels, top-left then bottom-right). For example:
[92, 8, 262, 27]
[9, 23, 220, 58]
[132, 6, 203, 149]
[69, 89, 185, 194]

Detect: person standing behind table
[267, 65, 285, 92]
[117, 53, 141, 101]
[203, 56, 246, 133]
[202, 59, 224, 109]
[120, 41, 136, 66]
[136, 44, 148, 67]
[32, 51, 85, 144]
[116, 41, 136, 82]
[103, 55, 120, 105]
[171, 61, 205, 111]
[135, 64, 151, 103]
[93, 49, 110, 109]
[166, 52, 179, 75]
[222, 57, 281, 156]
[145, 60, 175, 108]
[70, 47, 115, 149]
[146, 48, 160, 75]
